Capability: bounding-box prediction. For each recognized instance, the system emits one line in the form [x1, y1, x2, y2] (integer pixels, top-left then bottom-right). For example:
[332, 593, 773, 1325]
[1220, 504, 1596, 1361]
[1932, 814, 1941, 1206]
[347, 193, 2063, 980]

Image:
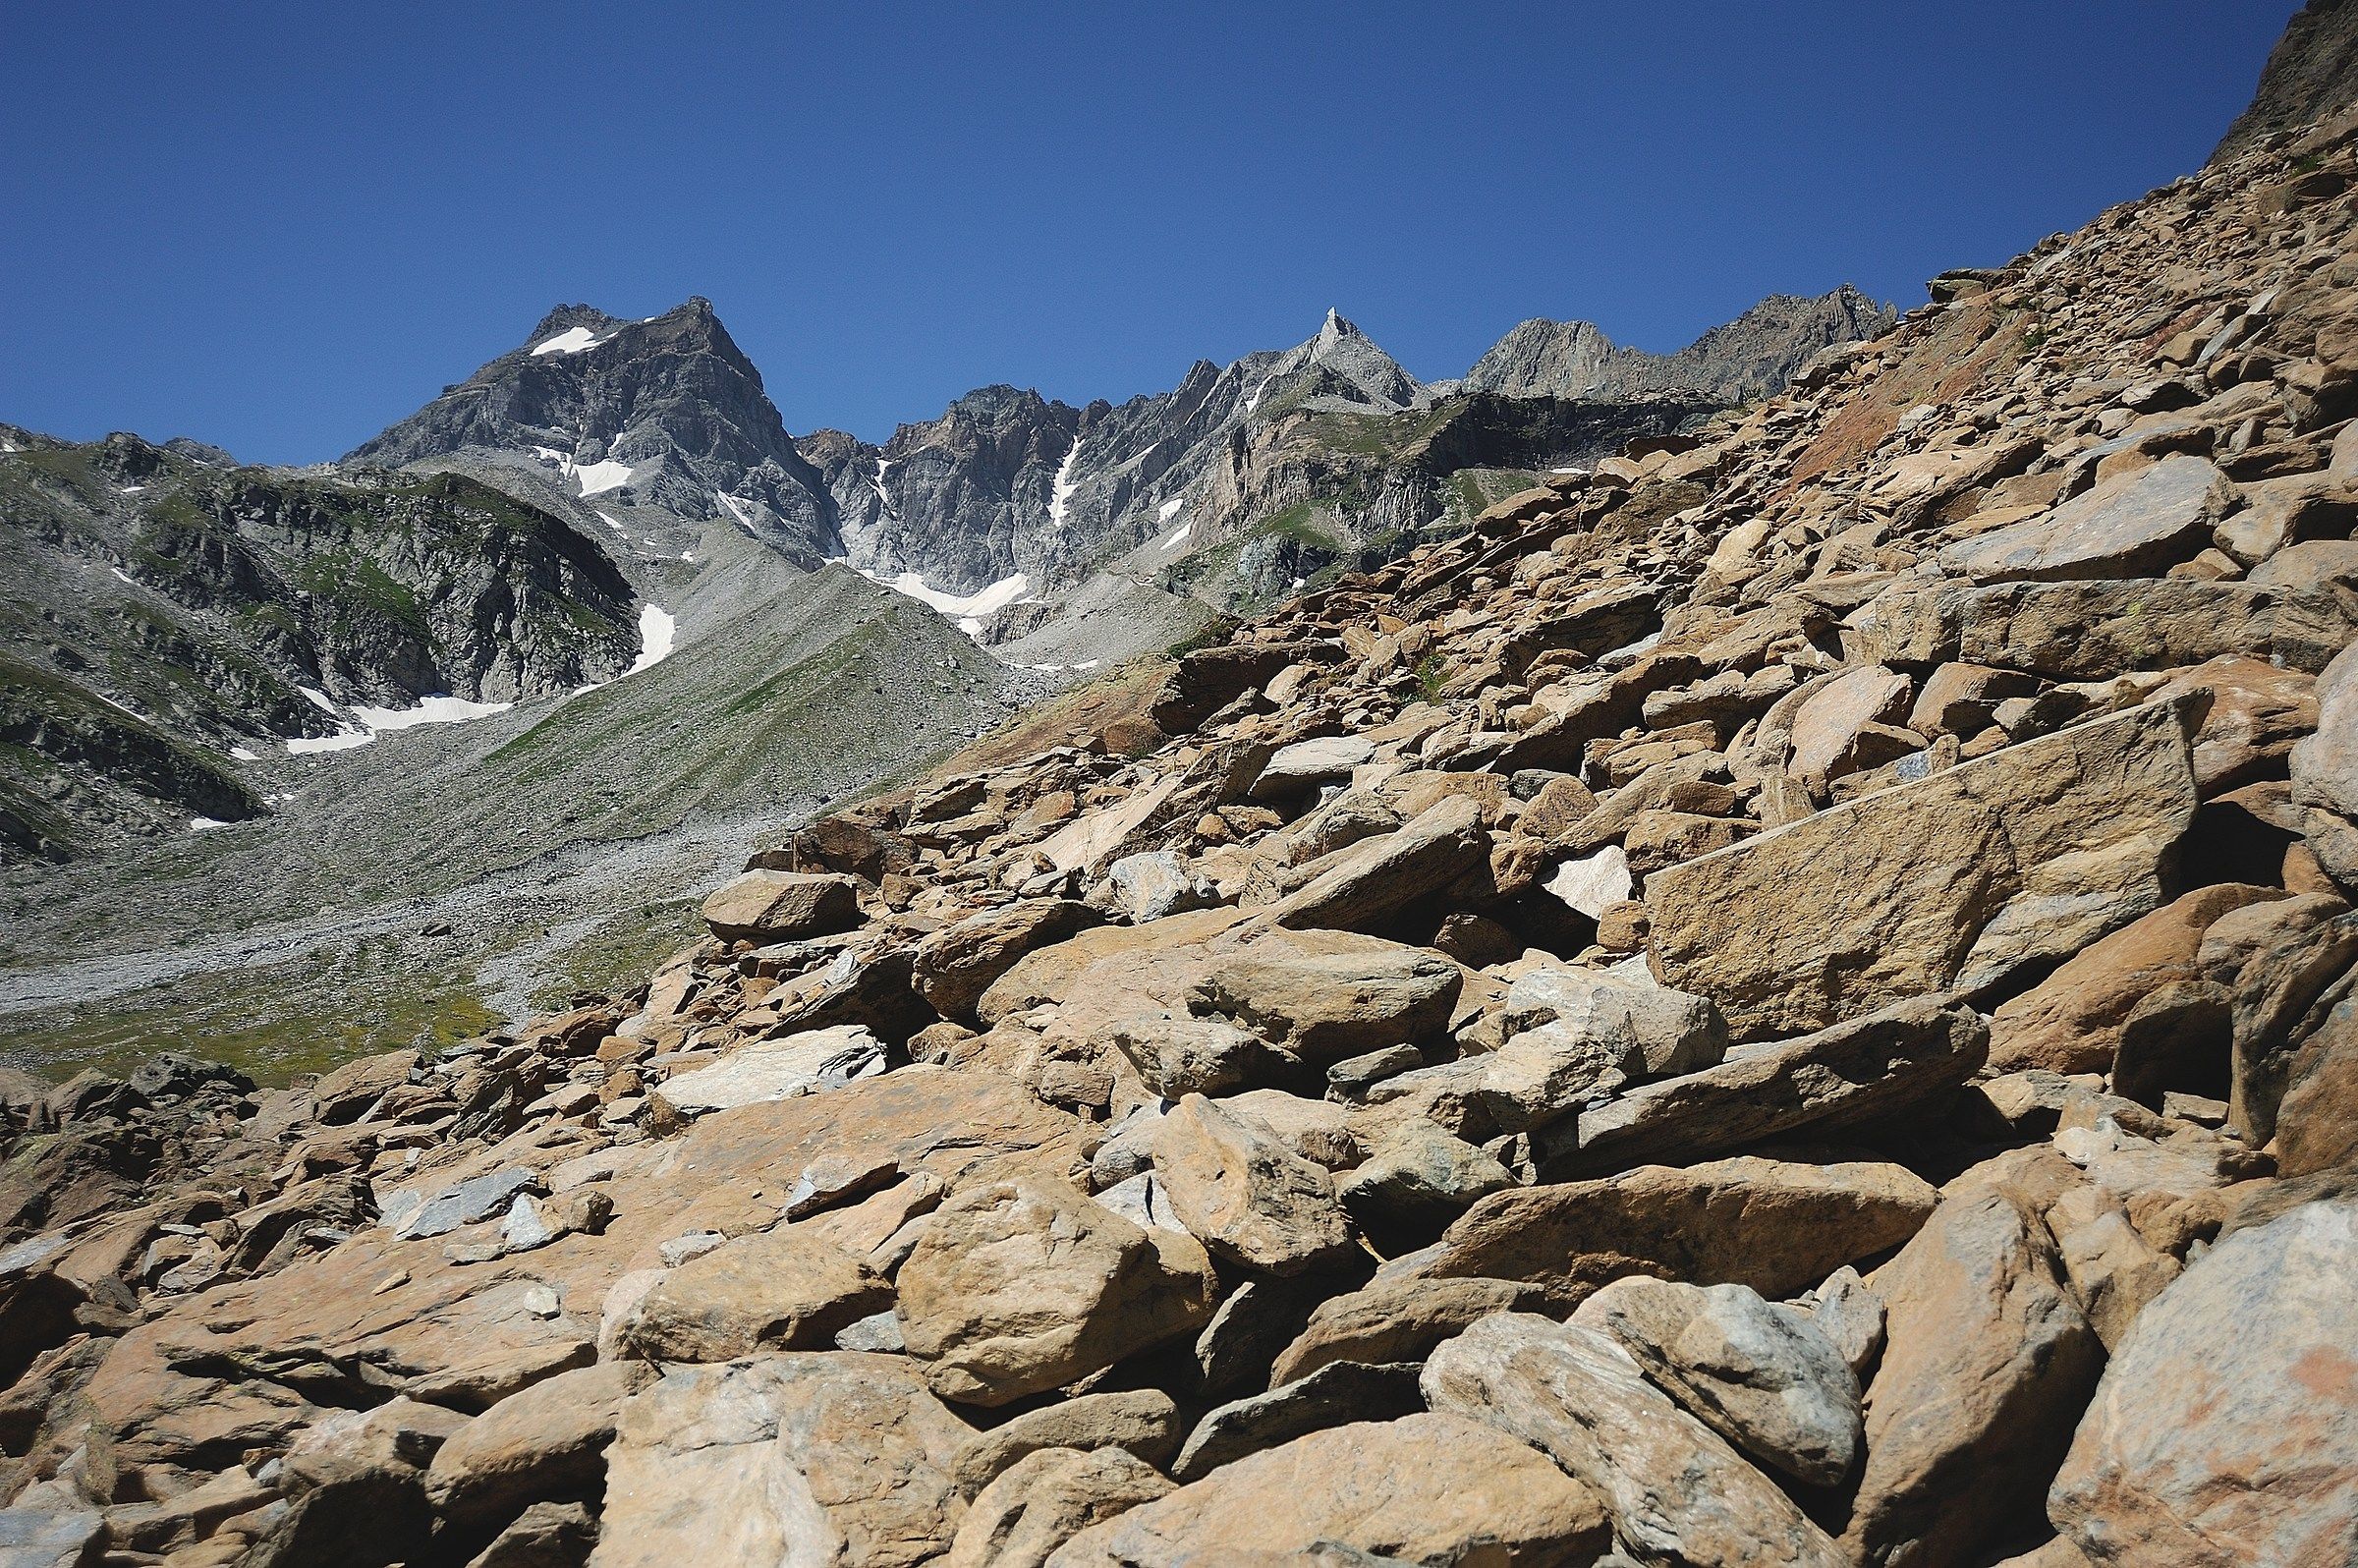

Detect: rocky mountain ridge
[0, 44, 2351, 1568]
[1464, 286, 1898, 404]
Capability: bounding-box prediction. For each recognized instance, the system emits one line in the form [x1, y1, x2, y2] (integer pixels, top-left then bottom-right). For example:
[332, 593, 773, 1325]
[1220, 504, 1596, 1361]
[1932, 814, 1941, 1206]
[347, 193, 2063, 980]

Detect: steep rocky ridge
[2214, 0, 2358, 160]
[1465, 285, 1897, 403]
[0, 30, 2350, 1568]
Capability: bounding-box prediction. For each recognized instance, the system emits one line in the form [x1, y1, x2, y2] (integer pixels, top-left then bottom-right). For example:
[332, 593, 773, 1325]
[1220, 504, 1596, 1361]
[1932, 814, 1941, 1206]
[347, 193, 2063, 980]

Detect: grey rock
[1573, 1276, 1863, 1487]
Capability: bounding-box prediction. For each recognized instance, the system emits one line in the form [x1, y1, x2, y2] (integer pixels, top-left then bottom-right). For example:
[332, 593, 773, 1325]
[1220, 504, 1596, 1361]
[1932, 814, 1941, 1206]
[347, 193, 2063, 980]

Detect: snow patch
[228, 746, 259, 761]
[531, 326, 607, 357]
[1243, 374, 1277, 414]
[351, 695, 514, 732]
[1047, 438, 1084, 531]
[1162, 523, 1192, 549]
[109, 567, 137, 587]
[596, 510, 626, 532]
[715, 491, 764, 533]
[571, 459, 633, 498]
[119, 484, 146, 494]
[878, 570, 1030, 622]
[189, 816, 231, 833]
[871, 457, 896, 515]
[296, 686, 340, 714]
[626, 604, 676, 676]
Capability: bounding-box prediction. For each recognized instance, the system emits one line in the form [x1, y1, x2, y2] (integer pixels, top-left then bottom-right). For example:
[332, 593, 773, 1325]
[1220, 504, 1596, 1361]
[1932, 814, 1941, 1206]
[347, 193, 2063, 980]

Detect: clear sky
[0, 1, 2300, 464]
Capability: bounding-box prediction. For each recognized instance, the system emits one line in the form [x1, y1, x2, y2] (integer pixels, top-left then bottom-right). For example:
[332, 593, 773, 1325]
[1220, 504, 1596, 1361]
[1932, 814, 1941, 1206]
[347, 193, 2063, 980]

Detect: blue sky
[0, 1, 2299, 464]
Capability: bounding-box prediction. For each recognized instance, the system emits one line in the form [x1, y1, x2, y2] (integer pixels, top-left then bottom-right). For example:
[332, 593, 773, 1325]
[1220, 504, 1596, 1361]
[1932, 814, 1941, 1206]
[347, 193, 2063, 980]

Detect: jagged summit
[345, 296, 835, 559]
[1466, 285, 1896, 405]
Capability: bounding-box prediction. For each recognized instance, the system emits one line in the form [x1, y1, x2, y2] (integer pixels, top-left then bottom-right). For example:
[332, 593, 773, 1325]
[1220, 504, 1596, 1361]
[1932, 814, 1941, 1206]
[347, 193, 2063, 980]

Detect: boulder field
[4, 99, 2358, 1568]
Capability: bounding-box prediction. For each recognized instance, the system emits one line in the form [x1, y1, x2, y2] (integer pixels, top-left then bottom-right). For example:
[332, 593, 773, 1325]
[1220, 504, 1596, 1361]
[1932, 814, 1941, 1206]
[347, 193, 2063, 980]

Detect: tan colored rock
[2276, 991, 2358, 1177]
[2049, 1193, 2358, 1566]
[1408, 1155, 1937, 1305]
[1787, 663, 1912, 785]
[895, 1177, 1218, 1406]
[1265, 795, 1489, 933]
[1424, 1313, 1844, 1568]
[613, 1227, 890, 1362]
[2152, 654, 2317, 792]
[1043, 1413, 1608, 1567]
[914, 900, 1102, 1022]
[1841, 1188, 2104, 1568]
[1651, 699, 2199, 1039]
[591, 1354, 970, 1568]
[948, 1389, 1182, 1499]
[1152, 1095, 1355, 1275]
[426, 1361, 653, 1531]
[1988, 885, 2282, 1075]
[1937, 455, 2236, 584]
[1269, 1276, 1550, 1386]
[1548, 996, 1986, 1177]
[699, 869, 862, 943]
[945, 1446, 1173, 1568]
[2293, 635, 2358, 820]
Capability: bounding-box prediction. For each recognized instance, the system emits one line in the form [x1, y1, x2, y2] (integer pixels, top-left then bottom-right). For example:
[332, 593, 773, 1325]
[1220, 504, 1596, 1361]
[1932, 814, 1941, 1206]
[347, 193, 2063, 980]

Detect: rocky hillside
[0, 429, 641, 859]
[0, 53, 2350, 1568]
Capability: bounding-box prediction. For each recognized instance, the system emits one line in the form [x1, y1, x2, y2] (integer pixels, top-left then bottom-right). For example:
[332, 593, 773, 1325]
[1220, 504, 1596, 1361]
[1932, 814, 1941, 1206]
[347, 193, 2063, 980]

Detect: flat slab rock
[1650, 697, 2198, 1039]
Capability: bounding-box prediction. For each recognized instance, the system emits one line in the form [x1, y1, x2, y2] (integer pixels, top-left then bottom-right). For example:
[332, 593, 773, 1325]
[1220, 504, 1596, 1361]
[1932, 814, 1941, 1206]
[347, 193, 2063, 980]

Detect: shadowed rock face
[347, 297, 840, 561]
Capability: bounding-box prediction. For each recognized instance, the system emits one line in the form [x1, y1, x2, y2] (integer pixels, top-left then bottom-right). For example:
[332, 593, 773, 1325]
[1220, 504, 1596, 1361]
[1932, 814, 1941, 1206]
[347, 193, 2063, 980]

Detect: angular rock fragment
[1424, 1313, 1845, 1568]
[895, 1177, 1218, 1406]
[1651, 700, 2198, 1038]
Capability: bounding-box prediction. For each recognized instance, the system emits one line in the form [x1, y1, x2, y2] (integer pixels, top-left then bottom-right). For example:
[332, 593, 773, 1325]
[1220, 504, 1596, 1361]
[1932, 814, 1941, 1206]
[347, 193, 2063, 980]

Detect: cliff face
[2214, 0, 2358, 161]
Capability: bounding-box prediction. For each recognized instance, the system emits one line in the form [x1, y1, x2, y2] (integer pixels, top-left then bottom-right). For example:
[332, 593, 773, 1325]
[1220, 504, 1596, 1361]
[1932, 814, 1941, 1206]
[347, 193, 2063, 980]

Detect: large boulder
[699, 869, 863, 943]
[1988, 884, 2283, 1076]
[945, 1446, 1173, 1568]
[611, 1227, 891, 1362]
[1651, 699, 2198, 1039]
[894, 1177, 1218, 1406]
[913, 900, 1101, 1023]
[1572, 1275, 1862, 1488]
[1544, 997, 1988, 1177]
[1424, 1313, 1845, 1568]
[1406, 1155, 1938, 1306]
[1265, 796, 1491, 933]
[1840, 1183, 2105, 1568]
[1152, 1095, 1355, 1276]
[426, 1361, 653, 1533]
[1043, 1413, 1609, 1567]
[2049, 1192, 2358, 1565]
[590, 1354, 970, 1568]
[650, 1025, 886, 1116]
[1937, 455, 2236, 584]
[2291, 635, 2358, 820]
